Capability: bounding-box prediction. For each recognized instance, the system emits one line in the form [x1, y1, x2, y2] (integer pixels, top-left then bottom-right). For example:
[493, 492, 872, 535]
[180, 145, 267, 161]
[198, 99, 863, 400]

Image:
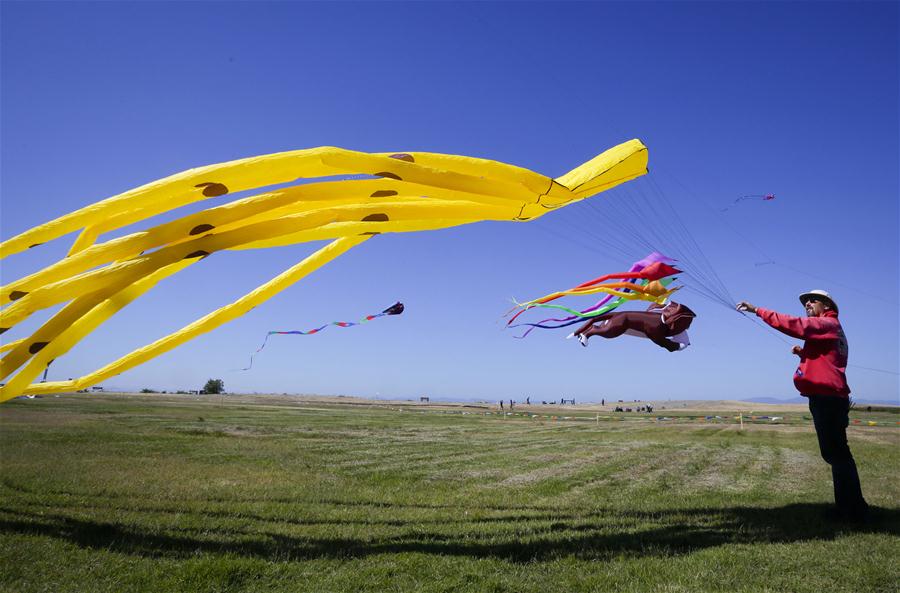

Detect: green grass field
[1, 394, 898, 593]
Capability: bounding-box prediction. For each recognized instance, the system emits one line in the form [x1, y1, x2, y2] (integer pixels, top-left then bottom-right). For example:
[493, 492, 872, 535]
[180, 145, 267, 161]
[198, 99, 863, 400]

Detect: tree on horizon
[203, 379, 225, 395]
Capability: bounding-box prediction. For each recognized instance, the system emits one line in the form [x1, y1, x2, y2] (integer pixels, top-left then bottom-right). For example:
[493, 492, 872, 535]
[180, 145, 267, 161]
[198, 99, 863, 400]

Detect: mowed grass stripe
[1, 394, 898, 593]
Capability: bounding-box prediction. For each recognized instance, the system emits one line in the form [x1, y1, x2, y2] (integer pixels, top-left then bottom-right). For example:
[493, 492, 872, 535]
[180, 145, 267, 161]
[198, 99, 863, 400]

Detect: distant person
[499, 400, 504, 410]
[601, 398, 605, 406]
[737, 290, 868, 522]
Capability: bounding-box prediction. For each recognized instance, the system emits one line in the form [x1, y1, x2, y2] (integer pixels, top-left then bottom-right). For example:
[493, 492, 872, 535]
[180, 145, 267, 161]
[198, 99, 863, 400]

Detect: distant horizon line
[28, 387, 898, 408]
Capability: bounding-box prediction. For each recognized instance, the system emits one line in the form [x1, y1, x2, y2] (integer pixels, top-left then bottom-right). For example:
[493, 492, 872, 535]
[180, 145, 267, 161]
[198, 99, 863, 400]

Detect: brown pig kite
[571, 301, 697, 352]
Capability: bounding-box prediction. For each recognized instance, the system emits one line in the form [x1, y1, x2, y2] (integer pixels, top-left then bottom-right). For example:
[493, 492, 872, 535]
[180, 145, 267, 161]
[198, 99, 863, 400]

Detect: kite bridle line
[655, 165, 896, 307]
[652, 165, 900, 378]
[540, 175, 737, 314]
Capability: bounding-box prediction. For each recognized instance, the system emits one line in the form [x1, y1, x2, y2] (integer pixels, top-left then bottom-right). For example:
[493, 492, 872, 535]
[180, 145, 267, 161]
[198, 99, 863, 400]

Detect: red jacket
[756, 308, 850, 398]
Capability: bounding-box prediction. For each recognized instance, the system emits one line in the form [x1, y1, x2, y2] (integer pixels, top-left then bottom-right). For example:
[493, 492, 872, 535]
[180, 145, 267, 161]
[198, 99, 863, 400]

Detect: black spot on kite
[390, 153, 415, 162]
[360, 232, 381, 236]
[184, 250, 210, 259]
[28, 243, 43, 249]
[190, 224, 216, 235]
[362, 213, 389, 222]
[29, 342, 49, 354]
[195, 182, 229, 197]
[375, 172, 402, 181]
[370, 190, 398, 198]
[0, 327, 8, 335]
[9, 291, 28, 301]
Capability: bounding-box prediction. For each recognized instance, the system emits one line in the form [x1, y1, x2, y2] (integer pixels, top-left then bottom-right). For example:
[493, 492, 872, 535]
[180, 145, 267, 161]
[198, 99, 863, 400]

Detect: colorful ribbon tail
[238, 303, 404, 371]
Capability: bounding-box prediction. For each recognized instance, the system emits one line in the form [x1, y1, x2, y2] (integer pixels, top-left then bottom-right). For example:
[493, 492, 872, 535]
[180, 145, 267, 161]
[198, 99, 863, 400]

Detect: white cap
[798, 289, 838, 313]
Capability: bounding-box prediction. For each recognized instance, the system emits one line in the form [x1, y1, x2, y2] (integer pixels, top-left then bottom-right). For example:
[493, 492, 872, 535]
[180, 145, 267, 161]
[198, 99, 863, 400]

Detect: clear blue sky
[2, 2, 897, 402]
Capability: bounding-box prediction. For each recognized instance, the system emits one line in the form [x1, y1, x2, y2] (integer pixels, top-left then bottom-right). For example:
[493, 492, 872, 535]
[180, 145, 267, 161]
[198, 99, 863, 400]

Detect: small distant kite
[241, 302, 404, 370]
[721, 194, 775, 212]
[505, 252, 681, 338]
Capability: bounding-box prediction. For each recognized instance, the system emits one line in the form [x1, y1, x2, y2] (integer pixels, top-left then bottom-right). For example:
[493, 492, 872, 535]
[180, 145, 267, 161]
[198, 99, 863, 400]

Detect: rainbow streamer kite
[506, 253, 681, 337]
[241, 302, 404, 370]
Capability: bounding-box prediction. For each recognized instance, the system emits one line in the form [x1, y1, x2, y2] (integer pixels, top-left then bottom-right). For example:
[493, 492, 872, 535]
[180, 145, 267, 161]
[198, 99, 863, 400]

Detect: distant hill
[742, 396, 807, 405]
[743, 396, 898, 406]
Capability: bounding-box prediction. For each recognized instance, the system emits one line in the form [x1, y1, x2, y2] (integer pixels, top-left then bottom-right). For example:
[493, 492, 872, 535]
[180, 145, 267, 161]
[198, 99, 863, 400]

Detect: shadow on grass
[1, 502, 898, 562]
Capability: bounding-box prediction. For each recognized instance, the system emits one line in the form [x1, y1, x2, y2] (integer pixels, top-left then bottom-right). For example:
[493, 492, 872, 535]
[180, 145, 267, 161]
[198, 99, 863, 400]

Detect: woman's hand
[736, 301, 757, 314]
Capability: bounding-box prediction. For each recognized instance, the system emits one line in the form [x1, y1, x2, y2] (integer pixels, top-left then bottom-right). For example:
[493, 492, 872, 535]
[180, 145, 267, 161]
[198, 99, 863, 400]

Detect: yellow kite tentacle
[0, 337, 25, 355]
[2, 287, 140, 381]
[375, 151, 553, 194]
[1, 146, 552, 258]
[553, 139, 649, 200]
[0, 260, 194, 398]
[1, 187, 505, 303]
[61, 174, 539, 261]
[1, 141, 649, 259]
[3, 235, 369, 400]
[0, 201, 512, 330]
[0, 140, 649, 399]
[1, 147, 336, 257]
[231, 217, 491, 250]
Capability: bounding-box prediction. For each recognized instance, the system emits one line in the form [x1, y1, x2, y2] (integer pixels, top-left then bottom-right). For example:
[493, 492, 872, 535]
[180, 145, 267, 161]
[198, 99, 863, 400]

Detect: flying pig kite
[0, 140, 648, 401]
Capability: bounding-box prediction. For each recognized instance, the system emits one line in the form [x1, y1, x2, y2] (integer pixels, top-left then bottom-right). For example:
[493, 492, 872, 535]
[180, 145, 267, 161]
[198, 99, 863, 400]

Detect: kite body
[0, 140, 648, 401]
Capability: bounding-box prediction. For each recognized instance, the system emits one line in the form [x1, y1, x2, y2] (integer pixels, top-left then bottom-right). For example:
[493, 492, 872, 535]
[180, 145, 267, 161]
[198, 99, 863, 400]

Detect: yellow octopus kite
[0, 140, 648, 401]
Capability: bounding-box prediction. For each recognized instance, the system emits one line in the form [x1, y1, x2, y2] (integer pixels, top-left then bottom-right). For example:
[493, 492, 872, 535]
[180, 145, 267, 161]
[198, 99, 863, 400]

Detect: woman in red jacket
[737, 290, 868, 522]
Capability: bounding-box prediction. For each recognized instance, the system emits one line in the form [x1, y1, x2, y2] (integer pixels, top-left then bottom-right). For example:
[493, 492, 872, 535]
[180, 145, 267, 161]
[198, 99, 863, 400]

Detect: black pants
[807, 395, 868, 517]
